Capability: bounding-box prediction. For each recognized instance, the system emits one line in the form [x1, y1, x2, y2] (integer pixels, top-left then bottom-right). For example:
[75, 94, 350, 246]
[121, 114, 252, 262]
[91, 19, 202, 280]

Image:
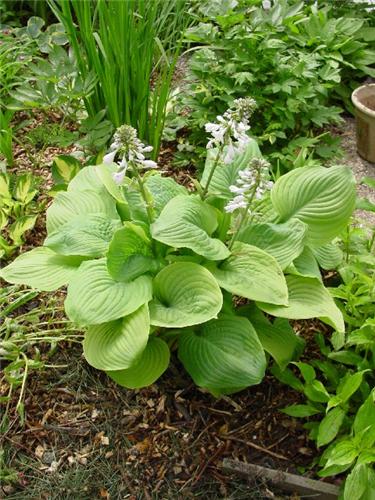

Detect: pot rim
[352, 84, 375, 118]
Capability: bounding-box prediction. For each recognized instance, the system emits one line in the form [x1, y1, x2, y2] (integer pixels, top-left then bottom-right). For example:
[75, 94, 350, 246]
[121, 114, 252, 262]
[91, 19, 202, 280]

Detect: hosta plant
[0, 100, 356, 395]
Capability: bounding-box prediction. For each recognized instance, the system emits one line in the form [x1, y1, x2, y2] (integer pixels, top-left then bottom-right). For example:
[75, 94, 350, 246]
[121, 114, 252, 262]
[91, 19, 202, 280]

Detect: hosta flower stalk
[104, 124, 157, 222]
[226, 158, 273, 248]
[202, 97, 257, 199]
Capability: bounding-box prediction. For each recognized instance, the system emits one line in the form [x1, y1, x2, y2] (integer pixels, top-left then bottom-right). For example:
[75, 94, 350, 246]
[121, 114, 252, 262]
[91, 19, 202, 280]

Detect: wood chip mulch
[2, 338, 324, 498]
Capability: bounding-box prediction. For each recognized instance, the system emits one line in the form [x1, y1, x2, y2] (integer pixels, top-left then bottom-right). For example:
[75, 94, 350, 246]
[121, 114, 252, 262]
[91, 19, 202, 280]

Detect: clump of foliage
[0, 16, 69, 106]
[49, 0, 189, 158]
[8, 44, 97, 121]
[0, 99, 357, 396]
[274, 223, 375, 499]
[169, 0, 375, 170]
[0, 172, 44, 259]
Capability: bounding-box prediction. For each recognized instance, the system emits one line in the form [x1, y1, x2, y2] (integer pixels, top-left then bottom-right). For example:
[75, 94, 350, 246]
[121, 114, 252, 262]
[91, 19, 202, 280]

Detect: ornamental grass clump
[1, 99, 357, 396]
[49, 0, 188, 158]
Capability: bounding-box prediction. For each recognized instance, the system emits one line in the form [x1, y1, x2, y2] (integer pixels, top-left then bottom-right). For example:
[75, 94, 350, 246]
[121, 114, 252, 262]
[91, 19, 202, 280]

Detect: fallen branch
[222, 459, 340, 500]
[220, 435, 288, 461]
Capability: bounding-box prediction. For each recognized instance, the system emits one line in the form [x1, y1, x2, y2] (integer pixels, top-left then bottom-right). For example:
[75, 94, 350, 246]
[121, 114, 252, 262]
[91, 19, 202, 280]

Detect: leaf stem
[133, 164, 155, 224]
[228, 169, 261, 249]
[201, 145, 224, 200]
[228, 197, 253, 250]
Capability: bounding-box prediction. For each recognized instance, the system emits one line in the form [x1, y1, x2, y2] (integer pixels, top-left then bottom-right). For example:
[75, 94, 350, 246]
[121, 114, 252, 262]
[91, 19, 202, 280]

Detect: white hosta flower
[104, 125, 158, 184]
[205, 122, 227, 149]
[142, 160, 157, 169]
[223, 143, 238, 164]
[225, 157, 272, 213]
[262, 0, 271, 9]
[225, 195, 248, 213]
[229, 185, 247, 195]
[113, 170, 126, 184]
[103, 150, 116, 165]
[205, 97, 257, 167]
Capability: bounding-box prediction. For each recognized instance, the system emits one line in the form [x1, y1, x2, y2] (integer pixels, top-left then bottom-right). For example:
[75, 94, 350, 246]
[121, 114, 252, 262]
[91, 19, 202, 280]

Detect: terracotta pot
[351, 83, 375, 163]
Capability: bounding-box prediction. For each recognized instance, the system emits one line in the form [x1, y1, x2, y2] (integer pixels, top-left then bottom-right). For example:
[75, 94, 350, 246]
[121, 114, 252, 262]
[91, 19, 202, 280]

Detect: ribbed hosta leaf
[95, 164, 127, 203]
[68, 164, 104, 192]
[257, 275, 345, 332]
[107, 336, 170, 388]
[271, 165, 356, 246]
[46, 189, 119, 233]
[45, 213, 121, 257]
[149, 262, 222, 327]
[208, 242, 288, 305]
[83, 305, 150, 371]
[201, 139, 261, 199]
[237, 219, 307, 270]
[288, 247, 321, 280]
[65, 258, 152, 325]
[312, 242, 343, 270]
[107, 224, 156, 282]
[0, 247, 82, 291]
[151, 195, 230, 260]
[124, 186, 149, 224]
[68, 164, 125, 203]
[145, 174, 188, 214]
[178, 315, 266, 396]
[239, 304, 305, 370]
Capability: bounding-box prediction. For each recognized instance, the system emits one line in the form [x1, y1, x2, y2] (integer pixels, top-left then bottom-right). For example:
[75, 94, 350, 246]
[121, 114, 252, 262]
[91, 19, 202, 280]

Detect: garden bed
[1, 2, 374, 499]
[0, 110, 363, 499]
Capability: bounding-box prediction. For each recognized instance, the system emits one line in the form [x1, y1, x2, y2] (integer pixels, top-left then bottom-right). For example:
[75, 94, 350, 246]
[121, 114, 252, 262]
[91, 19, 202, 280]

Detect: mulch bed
[2, 339, 322, 499]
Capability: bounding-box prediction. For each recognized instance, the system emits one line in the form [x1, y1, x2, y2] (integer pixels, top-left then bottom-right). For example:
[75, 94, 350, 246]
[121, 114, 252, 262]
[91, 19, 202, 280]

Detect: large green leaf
[312, 242, 343, 270]
[239, 304, 305, 370]
[287, 247, 321, 280]
[121, 188, 148, 224]
[151, 195, 229, 260]
[46, 189, 119, 233]
[68, 164, 123, 203]
[208, 242, 288, 305]
[107, 223, 156, 282]
[237, 219, 307, 270]
[178, 315, 266, 396]
[83, 304, 150, 371]
[0, 247, 82, 291]
[95, 164, 128, 203]
[65, 258, 152, 325]
[149, 262, 222, 327]
[107, 336, 170, 388]
[45, 213, 121, 257]
[271, 165, 356, 246]
[201, 139, 261, 199]
[257, 275, 345, 332]
[145, 174, 188, 214]
[68, 164, 104, 191]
